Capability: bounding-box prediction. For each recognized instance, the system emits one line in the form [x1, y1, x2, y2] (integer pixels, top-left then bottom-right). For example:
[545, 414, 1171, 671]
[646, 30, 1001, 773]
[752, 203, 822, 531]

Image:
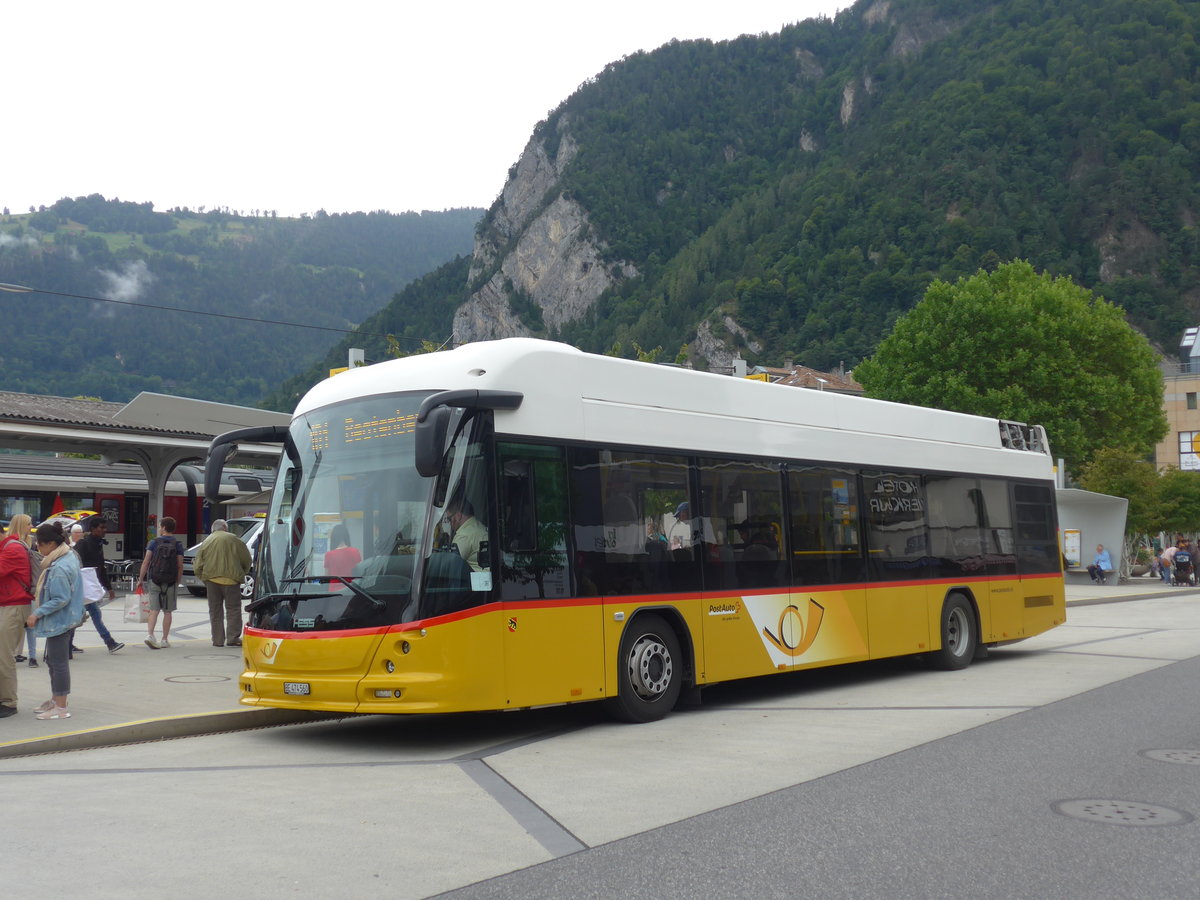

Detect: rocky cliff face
[692, 318, 763, 374]
[454, 0, 964, 365]
[454, 121, 637, 343]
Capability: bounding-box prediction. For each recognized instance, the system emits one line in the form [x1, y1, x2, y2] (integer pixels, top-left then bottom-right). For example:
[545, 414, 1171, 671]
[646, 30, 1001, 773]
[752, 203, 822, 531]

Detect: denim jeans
[85, 602, 115, 646]
[45, 631, 71, 697]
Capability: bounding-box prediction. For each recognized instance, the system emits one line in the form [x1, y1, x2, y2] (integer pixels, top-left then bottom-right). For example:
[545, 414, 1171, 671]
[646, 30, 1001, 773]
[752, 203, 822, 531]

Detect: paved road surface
[3, 583, 1197, 898]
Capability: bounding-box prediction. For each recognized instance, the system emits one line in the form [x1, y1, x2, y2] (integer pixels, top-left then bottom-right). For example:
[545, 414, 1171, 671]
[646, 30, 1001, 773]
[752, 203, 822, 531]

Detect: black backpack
[149, 537, 181, 586]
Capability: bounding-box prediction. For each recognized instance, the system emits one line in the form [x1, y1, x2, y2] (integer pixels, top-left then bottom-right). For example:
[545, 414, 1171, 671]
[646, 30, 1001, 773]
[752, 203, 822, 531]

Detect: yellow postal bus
[205, 339, 1065, 722]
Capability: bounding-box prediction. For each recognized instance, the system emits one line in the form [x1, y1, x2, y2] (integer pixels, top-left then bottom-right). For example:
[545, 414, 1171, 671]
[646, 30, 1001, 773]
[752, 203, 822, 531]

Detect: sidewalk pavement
[1, 578, 1191, 758]
[0, 590, 330, 758]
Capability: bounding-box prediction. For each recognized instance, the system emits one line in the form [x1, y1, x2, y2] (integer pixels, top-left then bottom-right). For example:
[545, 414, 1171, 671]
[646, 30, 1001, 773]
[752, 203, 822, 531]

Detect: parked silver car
[181, 516, 264, 598]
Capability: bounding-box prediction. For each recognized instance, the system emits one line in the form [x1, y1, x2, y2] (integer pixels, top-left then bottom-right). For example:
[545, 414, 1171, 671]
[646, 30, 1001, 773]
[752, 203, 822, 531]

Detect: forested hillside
[273, 0, 1200, 407]
[560, 0, 1200, 366]
[0, 196, 480, 405]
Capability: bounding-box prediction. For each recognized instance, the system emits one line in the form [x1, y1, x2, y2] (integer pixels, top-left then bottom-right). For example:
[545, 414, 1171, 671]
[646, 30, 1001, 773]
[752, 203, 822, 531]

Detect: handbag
[124, 584, 150, 624]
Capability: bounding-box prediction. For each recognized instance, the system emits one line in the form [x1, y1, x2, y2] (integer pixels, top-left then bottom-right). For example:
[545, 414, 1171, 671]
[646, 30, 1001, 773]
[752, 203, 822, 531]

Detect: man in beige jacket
[194, 519, 253, 647]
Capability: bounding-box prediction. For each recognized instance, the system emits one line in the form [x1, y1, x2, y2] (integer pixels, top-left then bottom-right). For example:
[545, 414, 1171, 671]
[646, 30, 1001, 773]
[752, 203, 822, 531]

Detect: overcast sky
[6, 1, 847, 218]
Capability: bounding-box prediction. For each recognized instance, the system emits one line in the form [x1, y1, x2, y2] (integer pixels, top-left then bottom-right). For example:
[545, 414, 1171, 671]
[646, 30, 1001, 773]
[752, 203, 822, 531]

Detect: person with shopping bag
[73, 516, 124, 653]
[26, 523, 85, 720]
[124, 582, 150, 625]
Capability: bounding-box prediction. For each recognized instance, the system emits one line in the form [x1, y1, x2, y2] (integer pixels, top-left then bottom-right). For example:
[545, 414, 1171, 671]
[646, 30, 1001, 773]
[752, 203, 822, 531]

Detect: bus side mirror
[205, 425, 291, 503]
[204, 441, 236, 502]
[415, 406, 452, 477]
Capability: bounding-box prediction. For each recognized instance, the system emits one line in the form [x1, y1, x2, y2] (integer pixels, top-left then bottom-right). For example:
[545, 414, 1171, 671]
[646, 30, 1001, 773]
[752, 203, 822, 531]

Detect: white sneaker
[144, 637, 161, 649]
[159, 637, 170, 648]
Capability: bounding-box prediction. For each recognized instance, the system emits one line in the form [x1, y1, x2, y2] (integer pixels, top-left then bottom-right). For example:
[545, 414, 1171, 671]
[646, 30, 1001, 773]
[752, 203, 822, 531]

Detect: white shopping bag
[81, 567, 106, 605]
[123, 586, 150, 624]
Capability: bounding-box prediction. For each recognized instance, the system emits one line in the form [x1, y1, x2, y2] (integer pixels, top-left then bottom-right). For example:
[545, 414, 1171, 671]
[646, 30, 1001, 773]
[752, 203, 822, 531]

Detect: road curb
[1068, 589, 1191, 607]
[0, 708, 347, 759]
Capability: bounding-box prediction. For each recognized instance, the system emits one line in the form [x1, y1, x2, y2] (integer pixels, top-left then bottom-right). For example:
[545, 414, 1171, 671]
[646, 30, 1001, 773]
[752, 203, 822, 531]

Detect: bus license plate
[283, 682, 311, 696]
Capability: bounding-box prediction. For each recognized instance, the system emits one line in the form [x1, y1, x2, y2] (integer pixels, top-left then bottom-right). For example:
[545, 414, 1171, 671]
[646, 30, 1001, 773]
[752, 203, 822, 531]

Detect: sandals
[35, 706, 71, 720]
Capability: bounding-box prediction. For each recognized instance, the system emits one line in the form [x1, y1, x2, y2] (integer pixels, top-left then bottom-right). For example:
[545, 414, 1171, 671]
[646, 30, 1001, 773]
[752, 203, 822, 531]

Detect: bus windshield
[251, 392, 438, 631]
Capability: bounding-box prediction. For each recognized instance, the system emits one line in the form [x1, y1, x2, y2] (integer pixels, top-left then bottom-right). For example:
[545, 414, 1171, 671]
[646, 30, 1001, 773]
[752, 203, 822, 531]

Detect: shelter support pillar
[102, 445, 205, 532]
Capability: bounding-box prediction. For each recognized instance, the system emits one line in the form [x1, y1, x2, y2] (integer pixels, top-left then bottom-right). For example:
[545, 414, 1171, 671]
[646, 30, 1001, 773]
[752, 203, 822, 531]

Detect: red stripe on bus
[246, 570, 1061, 640]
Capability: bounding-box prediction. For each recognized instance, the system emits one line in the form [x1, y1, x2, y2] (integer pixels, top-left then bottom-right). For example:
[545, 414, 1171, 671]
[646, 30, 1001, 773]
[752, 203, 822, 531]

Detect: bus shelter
[1056, 488, 1128, 577]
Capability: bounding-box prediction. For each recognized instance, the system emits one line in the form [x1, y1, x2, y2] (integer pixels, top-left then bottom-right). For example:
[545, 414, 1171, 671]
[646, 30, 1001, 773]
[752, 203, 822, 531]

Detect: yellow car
[40, 509, 99, 529]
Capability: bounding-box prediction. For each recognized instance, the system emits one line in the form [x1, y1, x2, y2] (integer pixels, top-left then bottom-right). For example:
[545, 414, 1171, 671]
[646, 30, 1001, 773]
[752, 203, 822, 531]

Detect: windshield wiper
[245, 592, 296, 614]
[280, 575, 387, 609]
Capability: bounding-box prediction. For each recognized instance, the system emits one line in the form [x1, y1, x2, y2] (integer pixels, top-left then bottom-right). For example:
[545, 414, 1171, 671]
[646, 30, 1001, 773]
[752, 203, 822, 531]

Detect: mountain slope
[0, 198, 481, 406]
[393, 0, 1199, 378]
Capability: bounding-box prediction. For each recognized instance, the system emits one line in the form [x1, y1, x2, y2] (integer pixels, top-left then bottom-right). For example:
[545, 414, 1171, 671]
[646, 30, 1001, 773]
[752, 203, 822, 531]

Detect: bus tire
[928, 594, 977, 670]
[604, 613, 683, 723]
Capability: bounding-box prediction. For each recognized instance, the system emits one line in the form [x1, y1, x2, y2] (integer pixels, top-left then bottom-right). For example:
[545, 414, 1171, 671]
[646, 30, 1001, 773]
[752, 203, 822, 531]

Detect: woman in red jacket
[0, 513, 36, 717]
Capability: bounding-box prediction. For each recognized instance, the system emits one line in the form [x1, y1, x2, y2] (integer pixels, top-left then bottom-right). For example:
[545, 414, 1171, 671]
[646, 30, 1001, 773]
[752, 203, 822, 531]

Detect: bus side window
[861, 470, 929, 582]
[498, 443, 571, 601]
[697, 457, 784, 591]
[1012, 483, 1059, 574]
[977, 477, 1016, 577]
[569, 447, 692, 597]
[925, 475, 984, 579]
[788, 466, 862, 586]
[502, 460, 537, 552]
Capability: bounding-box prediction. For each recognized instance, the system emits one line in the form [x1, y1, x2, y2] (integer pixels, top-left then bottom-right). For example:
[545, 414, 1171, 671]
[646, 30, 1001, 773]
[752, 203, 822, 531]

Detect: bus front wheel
[928, 594, 977, 670]
[604, 613, 683, 723]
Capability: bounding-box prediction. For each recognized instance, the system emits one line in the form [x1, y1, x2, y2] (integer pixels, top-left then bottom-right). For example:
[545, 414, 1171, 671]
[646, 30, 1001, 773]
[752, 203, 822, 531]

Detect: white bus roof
[297, 339, 1053, 480]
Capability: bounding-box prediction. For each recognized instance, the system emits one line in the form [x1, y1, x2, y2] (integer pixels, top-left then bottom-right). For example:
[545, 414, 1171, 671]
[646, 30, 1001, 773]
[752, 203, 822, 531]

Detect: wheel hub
[628, 634, 672, 700]
[946, 606, 968, 655]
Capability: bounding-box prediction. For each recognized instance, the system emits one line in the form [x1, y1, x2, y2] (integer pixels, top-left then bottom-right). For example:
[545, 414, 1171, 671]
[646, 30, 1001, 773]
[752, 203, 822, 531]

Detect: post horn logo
[762, 597, 825, 658]
[260, 639, 279, 660]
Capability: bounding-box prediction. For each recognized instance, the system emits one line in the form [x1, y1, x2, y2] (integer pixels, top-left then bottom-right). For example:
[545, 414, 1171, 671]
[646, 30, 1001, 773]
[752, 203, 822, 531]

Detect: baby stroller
[1172, 549, 1195, 586]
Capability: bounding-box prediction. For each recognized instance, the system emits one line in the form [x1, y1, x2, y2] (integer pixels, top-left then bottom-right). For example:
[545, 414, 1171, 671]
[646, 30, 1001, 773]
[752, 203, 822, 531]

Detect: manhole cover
[1141, 749, 1200, 766]
[165, 675, 232, 684]
[1052, 799, 1193, 827]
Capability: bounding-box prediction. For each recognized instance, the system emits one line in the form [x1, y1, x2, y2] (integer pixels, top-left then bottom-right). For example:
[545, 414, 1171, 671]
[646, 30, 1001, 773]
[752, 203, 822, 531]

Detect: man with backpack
[0, 514, 37, 716]
[136, 516, 184, 649]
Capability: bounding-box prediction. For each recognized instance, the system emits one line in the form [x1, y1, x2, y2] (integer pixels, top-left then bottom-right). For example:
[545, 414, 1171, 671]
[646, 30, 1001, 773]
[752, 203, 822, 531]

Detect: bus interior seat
[352, 552, 415, 596]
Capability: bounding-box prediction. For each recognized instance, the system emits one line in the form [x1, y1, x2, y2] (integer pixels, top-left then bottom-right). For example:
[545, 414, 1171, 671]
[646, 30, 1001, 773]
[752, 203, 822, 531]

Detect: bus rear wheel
[927, 594, 977, 670]
[604, 613, 683, 723]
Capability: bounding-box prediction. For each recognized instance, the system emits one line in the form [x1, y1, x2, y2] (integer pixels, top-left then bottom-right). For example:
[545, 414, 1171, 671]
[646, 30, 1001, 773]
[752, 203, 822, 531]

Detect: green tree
[1077, 447, 1160, 537]
[1153, 468, 1200, 536]
[854, 261, 1167, 472]
[1077, 447, 1163, 573]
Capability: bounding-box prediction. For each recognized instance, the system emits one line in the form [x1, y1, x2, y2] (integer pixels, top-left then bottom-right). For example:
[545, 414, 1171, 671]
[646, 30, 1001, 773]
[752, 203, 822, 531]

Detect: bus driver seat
[423, 549, 473, 617]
